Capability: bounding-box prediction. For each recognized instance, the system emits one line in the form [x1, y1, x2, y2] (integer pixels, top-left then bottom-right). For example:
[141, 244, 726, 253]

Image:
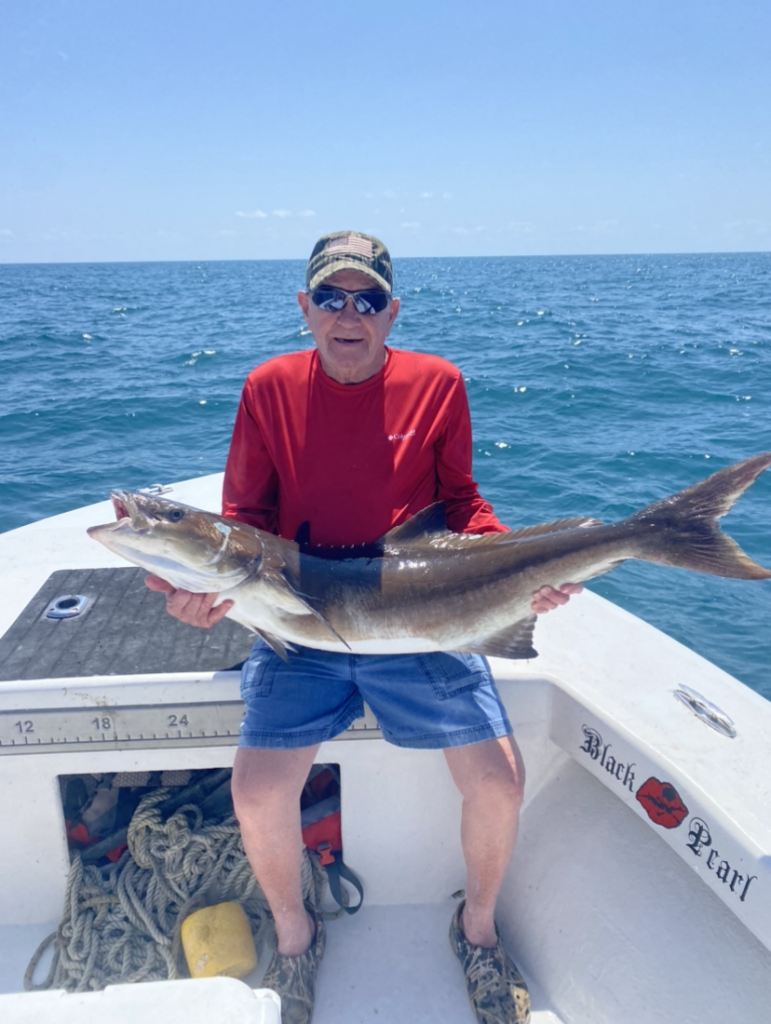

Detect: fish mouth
[111, 492, 132, 521]
[110, 490, 153, 531]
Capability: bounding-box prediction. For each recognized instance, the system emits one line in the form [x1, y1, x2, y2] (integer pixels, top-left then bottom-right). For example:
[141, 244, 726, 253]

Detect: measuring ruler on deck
[0, 701, 381, 754]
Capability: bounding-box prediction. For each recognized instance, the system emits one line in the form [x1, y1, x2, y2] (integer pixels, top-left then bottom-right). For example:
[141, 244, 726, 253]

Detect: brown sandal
[449, 900, 531, 1024]
[262, 904, 326, 1024]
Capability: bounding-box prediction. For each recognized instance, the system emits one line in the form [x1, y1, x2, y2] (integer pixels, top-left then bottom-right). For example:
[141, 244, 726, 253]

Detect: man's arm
[434, 375, 509, 535]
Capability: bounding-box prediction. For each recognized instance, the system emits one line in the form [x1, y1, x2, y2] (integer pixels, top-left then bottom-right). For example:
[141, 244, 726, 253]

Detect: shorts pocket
[240, 641, 281, 700]
[415, 651, 487, 700]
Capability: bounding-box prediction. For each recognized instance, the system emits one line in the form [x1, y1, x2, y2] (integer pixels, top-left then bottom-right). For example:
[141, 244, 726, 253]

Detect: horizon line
[1, 249, 769, 269]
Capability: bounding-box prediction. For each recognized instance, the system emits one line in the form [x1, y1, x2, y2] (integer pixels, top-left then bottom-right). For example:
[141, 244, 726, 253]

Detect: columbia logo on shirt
[388, 430, 416, 442]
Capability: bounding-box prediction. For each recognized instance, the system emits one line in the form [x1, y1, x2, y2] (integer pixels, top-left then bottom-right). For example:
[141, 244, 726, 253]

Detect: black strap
[324, 851, 364, 915]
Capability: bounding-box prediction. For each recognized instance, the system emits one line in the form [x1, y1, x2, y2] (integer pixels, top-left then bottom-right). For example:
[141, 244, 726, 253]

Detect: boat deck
[1, 906, 563, 1023]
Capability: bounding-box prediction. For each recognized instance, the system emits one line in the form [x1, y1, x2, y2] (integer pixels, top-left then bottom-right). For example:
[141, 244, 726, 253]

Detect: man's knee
[445, 735, 526, 807]
[470, 759, 524, 810]
[490, 762, 525, 808]
[231, 763, 271, 821]
[231, 745, 318, 822]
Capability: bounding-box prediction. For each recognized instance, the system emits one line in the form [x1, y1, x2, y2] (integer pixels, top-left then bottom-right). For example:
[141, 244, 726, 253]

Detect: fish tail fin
[625, 453, 771, 579]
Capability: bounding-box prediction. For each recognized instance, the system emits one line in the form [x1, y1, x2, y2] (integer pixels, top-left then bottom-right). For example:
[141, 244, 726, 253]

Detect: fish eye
[167, 509, 185, 522]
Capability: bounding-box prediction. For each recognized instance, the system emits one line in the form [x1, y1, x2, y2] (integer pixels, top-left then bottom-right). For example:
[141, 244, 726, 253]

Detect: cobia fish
[87, 454, 771, 660]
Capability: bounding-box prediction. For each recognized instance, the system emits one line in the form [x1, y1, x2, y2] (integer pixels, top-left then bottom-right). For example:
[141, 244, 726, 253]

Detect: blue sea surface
[1, 254, 770, 698]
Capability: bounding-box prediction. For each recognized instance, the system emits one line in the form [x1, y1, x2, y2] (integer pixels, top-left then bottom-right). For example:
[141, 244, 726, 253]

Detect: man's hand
[144, 575, 234, 629]
[530, 582, 584, 614]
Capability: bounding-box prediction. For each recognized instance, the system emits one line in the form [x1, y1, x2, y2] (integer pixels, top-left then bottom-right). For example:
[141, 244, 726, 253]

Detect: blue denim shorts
[238, 640, 512, 750]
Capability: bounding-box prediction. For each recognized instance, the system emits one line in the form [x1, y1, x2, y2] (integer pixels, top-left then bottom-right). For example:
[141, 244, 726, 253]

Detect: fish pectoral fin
[262, 570, 316, 615]
[462, 616, 539, 660]
[255, 629, 294, 662]
[262, 570, 351, 650]
[381, 503, 450, 547]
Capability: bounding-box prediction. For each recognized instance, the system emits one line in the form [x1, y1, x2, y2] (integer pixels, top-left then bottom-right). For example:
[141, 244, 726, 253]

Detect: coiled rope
[25, 787, 328, 992]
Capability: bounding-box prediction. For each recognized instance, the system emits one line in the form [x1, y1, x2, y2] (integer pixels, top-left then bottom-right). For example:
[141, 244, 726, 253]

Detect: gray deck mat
[0, 568, 255, 681]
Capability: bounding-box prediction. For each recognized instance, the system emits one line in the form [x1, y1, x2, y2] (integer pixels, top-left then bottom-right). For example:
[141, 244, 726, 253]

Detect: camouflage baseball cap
[306, 231, 393, 293]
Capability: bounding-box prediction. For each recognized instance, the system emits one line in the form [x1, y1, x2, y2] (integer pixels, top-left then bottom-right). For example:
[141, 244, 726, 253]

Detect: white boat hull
[1, 475, 770, 1022]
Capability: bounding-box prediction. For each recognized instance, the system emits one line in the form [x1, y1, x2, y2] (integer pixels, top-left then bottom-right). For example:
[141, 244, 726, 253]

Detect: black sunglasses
[310, 286, 390, 316]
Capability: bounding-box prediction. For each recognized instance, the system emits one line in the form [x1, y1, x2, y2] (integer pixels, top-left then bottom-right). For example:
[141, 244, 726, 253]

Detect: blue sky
[1, 0, 769, 262]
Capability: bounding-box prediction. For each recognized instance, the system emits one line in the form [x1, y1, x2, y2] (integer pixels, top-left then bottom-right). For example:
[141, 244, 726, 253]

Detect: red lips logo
[635, 778, 689, 829]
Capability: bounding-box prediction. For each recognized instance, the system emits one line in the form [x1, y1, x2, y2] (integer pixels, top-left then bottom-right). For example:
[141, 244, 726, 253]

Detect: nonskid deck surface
[0, 567, 253, 681]
[0, 904, 564, 1024]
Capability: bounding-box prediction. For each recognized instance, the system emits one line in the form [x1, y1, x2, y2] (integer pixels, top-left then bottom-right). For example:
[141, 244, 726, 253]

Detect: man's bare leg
[232, 744, 320, 955]
[444, 735, 526, 946]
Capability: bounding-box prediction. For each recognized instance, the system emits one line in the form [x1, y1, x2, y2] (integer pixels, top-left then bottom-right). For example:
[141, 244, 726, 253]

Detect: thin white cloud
[273, 209, 292, 218]
[383, 190, 397, 199]
[419, 191, 433, 199]
[235, 210, 267, 219]
[217, 229, 237, 237]
[724, 218, 769, 235]
[401, 222, 421, 229]
[442, 192, 453, 200]
[297, 210, 316, 217]
[0, 229, 13, 237]
[570, 219, 619, 234]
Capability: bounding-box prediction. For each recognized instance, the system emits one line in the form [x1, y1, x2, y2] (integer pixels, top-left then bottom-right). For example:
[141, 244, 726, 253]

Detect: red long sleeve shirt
[222, 347, 507, 547]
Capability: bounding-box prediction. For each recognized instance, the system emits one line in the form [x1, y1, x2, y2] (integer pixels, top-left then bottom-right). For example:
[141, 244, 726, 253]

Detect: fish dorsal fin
[294, 521, 311, 546]
[381, 509, 600, 551]
[461, 615, 539, 660]
[381, 503, 450, 546]
[423, 516, 603, 551]
[506, 517, 602, 540]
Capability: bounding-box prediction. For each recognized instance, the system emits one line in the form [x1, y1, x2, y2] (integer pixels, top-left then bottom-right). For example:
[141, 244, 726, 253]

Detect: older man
[148, 231, 580, 1024]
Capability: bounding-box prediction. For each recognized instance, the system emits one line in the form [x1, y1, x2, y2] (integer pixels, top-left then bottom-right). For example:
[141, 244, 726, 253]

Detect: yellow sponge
[181, 901, 258, 980]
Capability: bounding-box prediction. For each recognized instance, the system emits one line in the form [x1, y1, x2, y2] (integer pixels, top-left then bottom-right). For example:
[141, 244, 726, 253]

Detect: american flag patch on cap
[306, 230, 392, 290]
[326, 234, 374, 259]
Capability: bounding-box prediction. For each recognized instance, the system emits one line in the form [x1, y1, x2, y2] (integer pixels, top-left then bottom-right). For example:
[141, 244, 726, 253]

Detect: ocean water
[1, 254, 770, 699]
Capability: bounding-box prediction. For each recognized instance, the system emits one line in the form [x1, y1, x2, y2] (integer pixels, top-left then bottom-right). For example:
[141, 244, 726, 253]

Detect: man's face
[297, 269, 400, 384]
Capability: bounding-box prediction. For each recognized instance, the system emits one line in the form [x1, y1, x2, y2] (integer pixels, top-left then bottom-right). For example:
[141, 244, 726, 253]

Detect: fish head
[87, 490, 265, 592]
